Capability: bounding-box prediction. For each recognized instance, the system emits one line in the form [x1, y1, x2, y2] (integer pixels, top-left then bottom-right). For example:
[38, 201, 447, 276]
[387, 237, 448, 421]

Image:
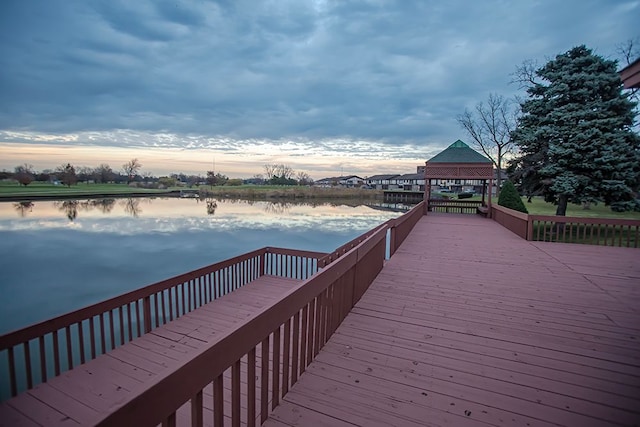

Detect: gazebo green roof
[427, 140, 492, 164]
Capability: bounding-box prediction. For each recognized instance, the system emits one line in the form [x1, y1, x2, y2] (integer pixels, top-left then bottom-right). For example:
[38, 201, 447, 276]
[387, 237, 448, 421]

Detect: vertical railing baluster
[260, 336, 270, 424]
[154, 294, 160, 328]
[8, 346, 17, 396]
[213, 374, 224, 427]
[52, 330, 60, 376]
[78, 321, 86, 364]
[126, 304, 134, 340]
[314, 295, 322, 356]
[162, 413, 176, 427]
[119, 307, 125, 345]
[291, 311, 300, 384]
[39, 335, 47, 382]
[109, 309, 116, 348]
[247, 348, 256, 427]
[167, 289, 174, 322]
[65, 326, 73, 369]
[160, 290, 167, 325]
[307, 300, 315, 366]
[191, 389, 203, 427]
[282, 319, 291, 395]
[135, 300, 143, 337]
[232, 359, 241, 427]
[89, 316, 96, 359]
[272, 327, 280, 409]
[24, 341, 33, 389]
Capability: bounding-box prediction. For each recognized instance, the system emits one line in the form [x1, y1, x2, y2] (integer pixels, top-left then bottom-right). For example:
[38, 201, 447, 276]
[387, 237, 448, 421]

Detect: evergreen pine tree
[511, 45, 639, 215]
[498, 181, 528, 213]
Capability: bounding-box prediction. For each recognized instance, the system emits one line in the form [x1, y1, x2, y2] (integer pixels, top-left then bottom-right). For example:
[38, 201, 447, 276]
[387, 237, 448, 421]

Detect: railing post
[389, 224, 396, 258]
[527, 215, 534, 241]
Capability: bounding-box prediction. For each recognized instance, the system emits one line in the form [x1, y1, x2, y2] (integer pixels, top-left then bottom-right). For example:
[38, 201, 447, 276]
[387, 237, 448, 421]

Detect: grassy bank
[0, 182, 167, 198]
[0, 182, 383, 201]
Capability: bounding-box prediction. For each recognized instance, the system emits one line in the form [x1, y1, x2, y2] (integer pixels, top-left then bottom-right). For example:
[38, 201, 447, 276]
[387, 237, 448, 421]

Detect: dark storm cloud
[0, 0, 637, 149]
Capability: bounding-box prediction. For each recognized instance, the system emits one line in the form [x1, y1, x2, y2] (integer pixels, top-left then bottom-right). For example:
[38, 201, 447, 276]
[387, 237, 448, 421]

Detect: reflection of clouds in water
[0, 212, 396, 235]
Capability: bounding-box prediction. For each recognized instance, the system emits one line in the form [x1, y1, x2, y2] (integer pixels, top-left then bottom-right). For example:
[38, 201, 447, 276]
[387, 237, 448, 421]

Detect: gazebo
[423, 140, 494, 216]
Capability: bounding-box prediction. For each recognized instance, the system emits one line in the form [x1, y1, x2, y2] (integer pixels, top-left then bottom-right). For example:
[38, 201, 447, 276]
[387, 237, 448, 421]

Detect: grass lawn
[0, 182, 167, 197]
[520, 196, 640, 220]
[434, 193, 640, 220]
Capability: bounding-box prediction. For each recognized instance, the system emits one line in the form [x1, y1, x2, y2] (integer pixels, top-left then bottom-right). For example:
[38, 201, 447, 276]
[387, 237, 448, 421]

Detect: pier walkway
[266, 214, 640, 426]
[1, 211, 639, 426]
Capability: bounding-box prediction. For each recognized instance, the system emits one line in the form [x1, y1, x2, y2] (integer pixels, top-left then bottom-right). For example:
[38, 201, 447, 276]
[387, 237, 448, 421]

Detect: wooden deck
[266, 214, 640, 427]
[0, 275, 301, 426]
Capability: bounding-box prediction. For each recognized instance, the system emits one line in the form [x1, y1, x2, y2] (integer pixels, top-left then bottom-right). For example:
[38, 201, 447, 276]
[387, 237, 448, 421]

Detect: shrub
[498, 181, 528, 214]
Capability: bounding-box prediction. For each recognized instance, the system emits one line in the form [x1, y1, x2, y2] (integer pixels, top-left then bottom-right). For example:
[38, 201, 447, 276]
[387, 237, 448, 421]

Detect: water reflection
[13, 201, 34, 217]
[55, 200, 79, 221]
[91, 198, 116, 214]
[0, 197, 411, 229]
[205, 198, 217, 215]
[121, 198, 142, 218]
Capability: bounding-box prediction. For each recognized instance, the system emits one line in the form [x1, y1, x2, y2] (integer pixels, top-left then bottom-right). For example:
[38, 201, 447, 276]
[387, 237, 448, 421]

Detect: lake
[0, 197, 405, 334]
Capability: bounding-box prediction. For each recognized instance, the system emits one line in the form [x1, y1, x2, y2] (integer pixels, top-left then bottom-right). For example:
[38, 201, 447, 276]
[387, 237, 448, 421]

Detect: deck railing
[530, 215, 640, 247]
[491, 204, 529, 239]
[428, 199, 483, 214]
[0, 247, 325, 401]
[95, 221, 391, 427]
[389, 201, 425, 256]
[491, 204, 640, 248]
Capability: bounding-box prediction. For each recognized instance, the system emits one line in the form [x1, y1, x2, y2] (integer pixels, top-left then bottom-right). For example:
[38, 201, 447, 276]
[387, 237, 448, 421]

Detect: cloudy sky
[0, 0, 638, 179]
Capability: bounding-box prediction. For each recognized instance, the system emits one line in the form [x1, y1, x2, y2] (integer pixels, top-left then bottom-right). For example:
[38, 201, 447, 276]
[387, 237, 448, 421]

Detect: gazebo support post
[487, 178, 493, 218]
[424, 178, 431, 215]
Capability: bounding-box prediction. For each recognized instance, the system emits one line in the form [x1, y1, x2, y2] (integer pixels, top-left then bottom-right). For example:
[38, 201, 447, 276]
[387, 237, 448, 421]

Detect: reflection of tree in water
[54, 200, 79, 221]
[263, 201, 292, 215]
[14, 201, 34, 217]
[121, 198, 142, 217]
[206, 198, 218, 215]
[90, 198, 116, 214]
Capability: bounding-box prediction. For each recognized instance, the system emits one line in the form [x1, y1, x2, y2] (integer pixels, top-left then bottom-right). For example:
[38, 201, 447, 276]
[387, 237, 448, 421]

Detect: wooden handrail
[389, 201, 425, 256]
[491, 204, 640, 248]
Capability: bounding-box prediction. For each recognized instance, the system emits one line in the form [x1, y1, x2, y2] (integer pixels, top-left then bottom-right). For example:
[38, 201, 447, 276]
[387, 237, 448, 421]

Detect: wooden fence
[491, 204, 640, 248]
[0, 247, 325, 401]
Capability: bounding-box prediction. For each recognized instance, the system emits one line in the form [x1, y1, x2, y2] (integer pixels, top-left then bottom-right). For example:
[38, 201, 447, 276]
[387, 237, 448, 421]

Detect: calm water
[0, 197, 404, 334]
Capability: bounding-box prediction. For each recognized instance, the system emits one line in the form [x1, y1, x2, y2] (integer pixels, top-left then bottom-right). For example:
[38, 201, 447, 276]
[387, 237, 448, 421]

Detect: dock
[1, 205, 639, 426]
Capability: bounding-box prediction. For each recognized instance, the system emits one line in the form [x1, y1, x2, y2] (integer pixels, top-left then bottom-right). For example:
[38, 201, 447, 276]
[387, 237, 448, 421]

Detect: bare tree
[457, 93, 519, 194]
[264, 164, 294, 180]
[617, 38, 639, 100]
[122, 158, 142, 183]
[13, 164, 34, 186]
[296, 171, 313, 185]
[94, 164, 114, 183]
[56, 163, 77, 187]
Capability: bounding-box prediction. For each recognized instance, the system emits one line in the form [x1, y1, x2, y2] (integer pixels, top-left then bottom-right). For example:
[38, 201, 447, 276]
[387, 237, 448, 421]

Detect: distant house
[394, 173, 425, 192]
[620, 58, 640, 89]
[315, 175, 365, 188]
[366, 174, 399, 190]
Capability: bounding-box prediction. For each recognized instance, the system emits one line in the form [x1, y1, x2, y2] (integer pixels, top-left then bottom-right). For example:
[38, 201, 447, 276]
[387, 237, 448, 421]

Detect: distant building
[366, 174, 399, 190]
[315, 175, 365, 188]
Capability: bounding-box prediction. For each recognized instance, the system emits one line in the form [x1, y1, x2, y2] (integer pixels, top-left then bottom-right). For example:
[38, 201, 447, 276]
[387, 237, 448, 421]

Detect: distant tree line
[3, 160, 316, 189]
